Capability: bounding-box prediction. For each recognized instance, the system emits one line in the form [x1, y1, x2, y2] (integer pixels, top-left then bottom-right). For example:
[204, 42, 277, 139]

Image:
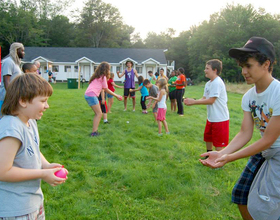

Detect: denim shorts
[107, 93, 114, 98]
[85, 95, 99, 106]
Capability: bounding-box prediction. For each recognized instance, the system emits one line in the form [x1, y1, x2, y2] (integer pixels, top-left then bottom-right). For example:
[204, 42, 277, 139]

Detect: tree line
[1, 0, 280, 82]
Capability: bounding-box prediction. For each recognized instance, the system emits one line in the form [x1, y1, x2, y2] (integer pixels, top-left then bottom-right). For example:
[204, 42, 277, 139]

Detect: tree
[144, 28, 176, 49]
[75, 0, 131, 48]
[48, 15, 74, 47]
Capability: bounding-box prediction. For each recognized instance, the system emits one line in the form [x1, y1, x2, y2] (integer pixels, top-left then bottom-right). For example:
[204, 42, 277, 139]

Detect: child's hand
[184, 98, 194, 106]
[101, 100, 105, 105]
[42, 167, 67, 187]
[117, 95, 123, 101]
[199, 151, 226, 169]
[129, 89, 133, 92]
[43, 163, 63, 169]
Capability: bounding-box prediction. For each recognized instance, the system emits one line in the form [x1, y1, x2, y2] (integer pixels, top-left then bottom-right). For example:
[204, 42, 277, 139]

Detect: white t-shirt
[0, 57, 22, 101]
[242, 79, 280, 148]
[203, 76, 229, 122]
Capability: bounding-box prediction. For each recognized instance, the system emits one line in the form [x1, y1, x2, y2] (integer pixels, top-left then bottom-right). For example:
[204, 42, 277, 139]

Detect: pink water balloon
[54, 166, 68, 178]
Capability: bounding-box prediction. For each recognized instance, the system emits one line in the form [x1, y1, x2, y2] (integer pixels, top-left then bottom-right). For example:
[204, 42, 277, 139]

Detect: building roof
[23, 47, 168, 64]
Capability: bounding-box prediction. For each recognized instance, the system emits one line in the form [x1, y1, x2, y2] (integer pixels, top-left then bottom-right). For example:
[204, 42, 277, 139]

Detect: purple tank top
[124, 69, 135, 89]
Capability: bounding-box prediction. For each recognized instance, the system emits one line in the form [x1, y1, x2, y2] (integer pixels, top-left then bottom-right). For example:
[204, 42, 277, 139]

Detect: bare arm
[224, 115, 280, 162]
[134, 69, 139, 78]
[112, 82, 124, 89]
[117, 70, 125, 78]
[101, 89, 105, 104]
[104, 88, 122, 100]
[184, 97, 216, 106]
[0, 137, 65, 185]
[130, 85, 142, 92]
[3, 75, 11, 90]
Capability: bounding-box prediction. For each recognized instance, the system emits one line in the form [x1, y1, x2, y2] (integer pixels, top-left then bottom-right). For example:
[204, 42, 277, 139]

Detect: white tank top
[158, 93, 167, 109]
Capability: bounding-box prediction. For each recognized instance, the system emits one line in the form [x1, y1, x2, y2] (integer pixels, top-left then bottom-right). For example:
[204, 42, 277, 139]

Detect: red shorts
[157, 108, 166, 121]
[204, 120, 229, 147]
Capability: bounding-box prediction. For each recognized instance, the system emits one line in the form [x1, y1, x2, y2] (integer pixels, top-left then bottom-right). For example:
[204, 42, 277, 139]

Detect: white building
[23, 47, 175, 82]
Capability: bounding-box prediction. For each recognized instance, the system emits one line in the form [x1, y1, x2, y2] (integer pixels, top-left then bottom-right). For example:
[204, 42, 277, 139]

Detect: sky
[71, 0, 280, 39]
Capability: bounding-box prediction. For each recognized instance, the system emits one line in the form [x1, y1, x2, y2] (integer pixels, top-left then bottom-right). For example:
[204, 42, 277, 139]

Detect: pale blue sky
[71, 0, 280, 39]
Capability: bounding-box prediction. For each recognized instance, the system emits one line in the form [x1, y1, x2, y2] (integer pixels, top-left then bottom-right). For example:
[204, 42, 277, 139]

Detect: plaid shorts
[0, 203, 45, 220]
[232, 153, 265, 205]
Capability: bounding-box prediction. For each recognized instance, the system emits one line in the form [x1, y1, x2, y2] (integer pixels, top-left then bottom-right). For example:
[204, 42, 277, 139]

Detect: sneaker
[166, 132, 170, 135]
[90, 132, 99, 137]
[104, 121, 109, 124]
[158, 133, 163, 136]
[132, 109, 135, 112]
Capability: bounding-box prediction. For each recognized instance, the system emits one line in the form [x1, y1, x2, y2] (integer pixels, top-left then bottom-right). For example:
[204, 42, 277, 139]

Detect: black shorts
[169, 90, 177, 100]
[124, 88, 135, 97]
[99, 101, 107, 113]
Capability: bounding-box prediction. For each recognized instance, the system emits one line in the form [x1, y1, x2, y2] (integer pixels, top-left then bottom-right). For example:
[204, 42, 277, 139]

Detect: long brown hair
[1, 73, 53, 116]
[158, 78, 169, 93]
[89, 62, 110, 84]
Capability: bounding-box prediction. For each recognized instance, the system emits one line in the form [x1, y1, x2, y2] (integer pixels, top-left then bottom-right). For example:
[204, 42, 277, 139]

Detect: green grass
[39, 83, 260, 220]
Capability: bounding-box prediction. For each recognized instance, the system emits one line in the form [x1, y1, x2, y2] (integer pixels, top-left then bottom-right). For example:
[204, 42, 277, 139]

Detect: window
[136, 66, 142, 73]
[52, 65, 59, 72]
[64, 66, 71, 72]
[116, 66, 123, 72]
[74, 66, 79, 72]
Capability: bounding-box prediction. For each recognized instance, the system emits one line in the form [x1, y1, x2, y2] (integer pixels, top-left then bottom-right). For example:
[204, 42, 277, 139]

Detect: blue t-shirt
[139, 83, 149, 97]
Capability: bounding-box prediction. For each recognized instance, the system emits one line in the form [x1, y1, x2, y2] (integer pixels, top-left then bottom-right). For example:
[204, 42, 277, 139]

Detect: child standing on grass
[0, 73, 67, 219]
[130, 76, 149, 114]
[147, 78, 169, 136]
[184, 59, 229, 153]
[117, 60, 139, 111]
[144, 79, 159, 121]
[200, 37, 280, 220]
[107, 73, 124, 113]
[85, 62, 122, 137]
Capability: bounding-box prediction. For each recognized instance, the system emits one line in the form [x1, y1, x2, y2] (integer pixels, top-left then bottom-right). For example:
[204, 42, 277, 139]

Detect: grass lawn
[39, 83, 260, 220]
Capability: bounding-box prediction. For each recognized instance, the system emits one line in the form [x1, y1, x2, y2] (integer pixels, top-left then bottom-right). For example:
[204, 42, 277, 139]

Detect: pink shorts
[204, 120, 229, 147]
[157, 108, 166, 121]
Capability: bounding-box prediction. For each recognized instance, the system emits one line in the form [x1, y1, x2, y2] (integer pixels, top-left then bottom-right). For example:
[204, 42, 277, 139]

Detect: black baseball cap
[229, 37, 276, 63]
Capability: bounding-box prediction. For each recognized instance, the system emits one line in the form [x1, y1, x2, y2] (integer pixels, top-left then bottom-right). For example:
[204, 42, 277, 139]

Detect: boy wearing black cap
[200, 37, 280, 220]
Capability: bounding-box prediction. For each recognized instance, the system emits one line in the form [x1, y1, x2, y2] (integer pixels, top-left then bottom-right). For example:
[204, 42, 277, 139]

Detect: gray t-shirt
[0, 116, 43, 217]
[0, 57, 22, 101]
[149, 85, 159, 112]
[149, 84, 158, 98]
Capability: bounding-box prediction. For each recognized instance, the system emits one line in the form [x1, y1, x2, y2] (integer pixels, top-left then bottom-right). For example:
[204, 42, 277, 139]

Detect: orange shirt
[175, 74, 186, 89]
